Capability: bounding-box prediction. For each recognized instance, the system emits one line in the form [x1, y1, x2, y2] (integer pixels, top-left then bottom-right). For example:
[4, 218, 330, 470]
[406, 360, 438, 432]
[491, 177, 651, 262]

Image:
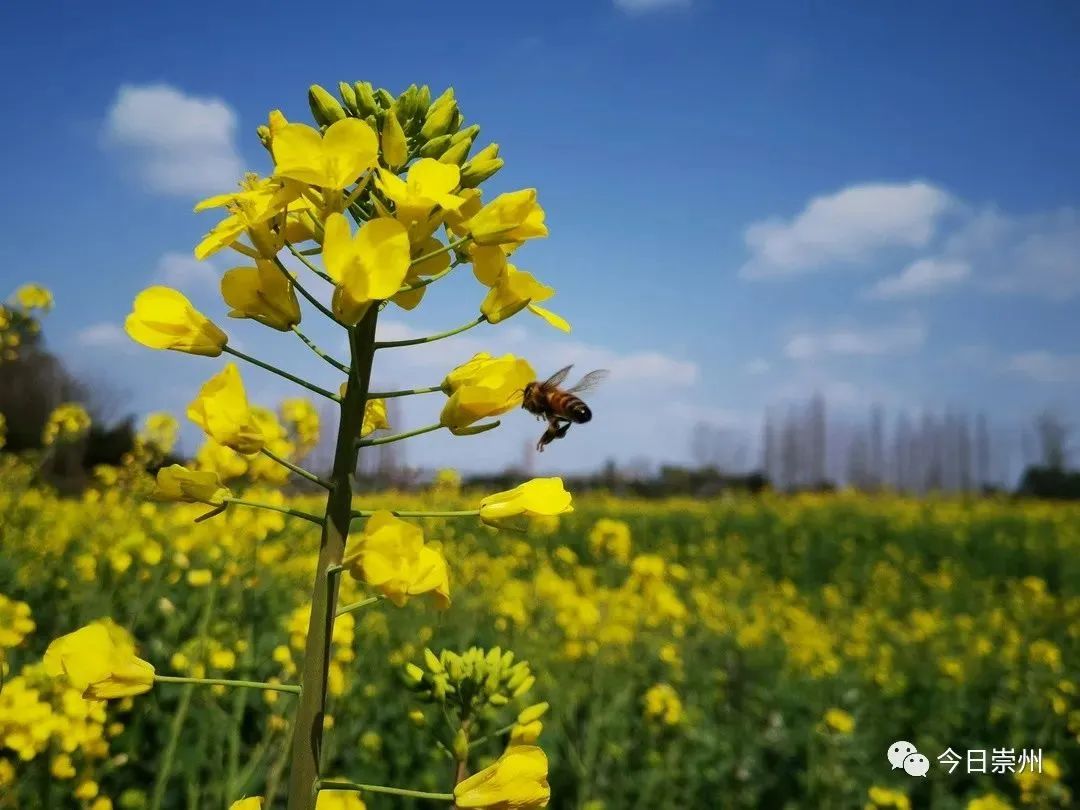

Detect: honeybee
[522, 365, 609, 452]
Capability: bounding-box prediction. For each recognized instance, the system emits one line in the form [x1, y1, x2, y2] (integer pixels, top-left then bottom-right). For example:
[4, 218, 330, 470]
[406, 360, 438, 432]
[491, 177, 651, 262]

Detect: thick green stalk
[285, 307, 379, 810]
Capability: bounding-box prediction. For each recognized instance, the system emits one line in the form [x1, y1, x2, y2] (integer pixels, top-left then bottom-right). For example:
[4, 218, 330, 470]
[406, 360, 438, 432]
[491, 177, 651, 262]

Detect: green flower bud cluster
[402, 646, 534, 713]
[305, 82, 503, 183]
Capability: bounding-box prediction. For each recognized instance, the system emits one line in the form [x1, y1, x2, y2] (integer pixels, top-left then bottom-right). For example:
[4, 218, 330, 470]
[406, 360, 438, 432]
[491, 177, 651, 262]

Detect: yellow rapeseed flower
[273, 119, 378, 190]
[194, 175, 306, 260]
[440, 352, 535, 434]
[140, 412, 179, 453]
[42, 403, 91, 446]
[643, 683, 683, 726]
[481, 267, 570, 333]
[823, 707, 855, 734]
[14, 283, 53, 311]
[316, 789, 368, 810]
[186, 363, 265, 454]
[479, 478, 574, 530]
[229, 799, 264, 810]
[153, 464, 232, 506]
[221, 259, 301, 331]
[125, 286, 228, 356]
[467, 189, 548, 246]
[453, 745, 550, 809]
[344, 511, 450, 609]
[43, 620, 155, 700]
[376, 159, 465, 223]
[322, 213, 411, 325]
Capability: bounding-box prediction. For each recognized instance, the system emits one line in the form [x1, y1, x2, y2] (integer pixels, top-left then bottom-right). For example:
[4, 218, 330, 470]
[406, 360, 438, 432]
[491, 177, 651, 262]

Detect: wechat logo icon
[887, 740, 929, 777]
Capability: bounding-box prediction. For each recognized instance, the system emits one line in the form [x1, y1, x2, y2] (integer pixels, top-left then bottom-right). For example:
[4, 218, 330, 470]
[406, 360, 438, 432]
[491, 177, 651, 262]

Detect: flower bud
[338, 81, 359, 115]
[451, 124, 480, 145]
[421, 89, 458, 140]
[417, 84, 432, 112]
[452, 728, 470, 761]
[396, 84, 419, 121]
[308, 84, 346, 127]
[461, 158, 505, 188]
[517, 702, 550, 725]
[419, 134, 453, 159]
[512, 675, 536, 697]
[439, 138, 472, 166]
[256, 125, 271, 149]
[353, 82, 379, 118]
[373, 88, 395, 111]
[424, 648, 444, 674]
[489, 693, 510, 707]
[402, 663, 425, 688]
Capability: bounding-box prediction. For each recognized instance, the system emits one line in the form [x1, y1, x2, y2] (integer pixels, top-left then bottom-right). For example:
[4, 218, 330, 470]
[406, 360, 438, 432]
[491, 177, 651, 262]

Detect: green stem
[286, 308, 380, 810]
[149, 585, 217, 810]
[358, 423, 443, 447]
[292, 325, 349, 372]
[334, 595, 382, 617]
[286, 243, 334, 284]
[227, 497, 325, 525]
[399, 257, 465, 294]
[467, 722, 515, 749]
[271, 256, 341, 324]
[375, 316, 486, 349]
[316, 781, 454, 802]
[154, 675, 301, 694]
[223, 345, 339, 402]
[367, 384, 444, 398]
[261, 447, 333, 490]
[351, 509, 480, 520]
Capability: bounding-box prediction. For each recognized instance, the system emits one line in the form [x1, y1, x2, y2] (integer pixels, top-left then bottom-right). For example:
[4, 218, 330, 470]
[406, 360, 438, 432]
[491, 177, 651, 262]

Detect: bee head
[521, 382, 536, 406]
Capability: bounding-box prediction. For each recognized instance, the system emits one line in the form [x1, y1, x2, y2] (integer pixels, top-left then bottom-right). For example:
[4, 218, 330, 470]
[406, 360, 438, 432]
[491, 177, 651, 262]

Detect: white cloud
[76, 322, 132, 350]
[103, 84, 243, 197]
[155, 252, 218, 293]
[784, 318, 926, 360]
[745, 358, 772, 375]
[1005, 351, 1080, 384]
[864, 257, 971, 299]
[739, 181, 953, 279]
[614, 0, 690, 12]
[964, 208, 1080, 299]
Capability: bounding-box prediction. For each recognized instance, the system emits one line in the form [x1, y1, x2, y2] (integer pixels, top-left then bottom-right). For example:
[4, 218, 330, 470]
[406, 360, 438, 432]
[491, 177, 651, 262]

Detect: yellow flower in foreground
[153, 464, 232, 506]
[376, 159, 465, 222]
[454, 745, 550, 809]
[866, 786, 911, 810]
[316, 788, 367, 810]
[823, 708, 855, 734]
[344, 511, 450, 609]
[966, 795, 1013, 810]
[440, 353, 535, 434]
[467, 189, 548, 246]
[186, 363, 264, 454]
[43, 620, 155, 699]
[273, 119, 378, 189]
[221, 259, 301, 331]
[481, 267, 569, 333]
[42, 403, 91, 446]
[323, 213, 411, 324]
[125, 286, 228, 356]
[194, 175, 304, 260]
[14, 283, 53, 311]
[480, 478, 573, 530]
[509, 721, 543, 746]
[362, 399, 389, 437]
[229, 798, 264, 810]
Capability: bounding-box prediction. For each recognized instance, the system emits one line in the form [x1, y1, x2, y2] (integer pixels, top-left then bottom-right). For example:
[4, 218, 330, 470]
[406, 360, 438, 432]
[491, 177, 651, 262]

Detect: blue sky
[2, 0, 1078, 475]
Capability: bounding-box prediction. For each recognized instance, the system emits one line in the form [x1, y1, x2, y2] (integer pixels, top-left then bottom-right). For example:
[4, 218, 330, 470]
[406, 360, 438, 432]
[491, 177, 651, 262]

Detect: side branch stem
[374, 316, 486, 349]
[223, 345, 339, 402]
[260, 447, 333, 490]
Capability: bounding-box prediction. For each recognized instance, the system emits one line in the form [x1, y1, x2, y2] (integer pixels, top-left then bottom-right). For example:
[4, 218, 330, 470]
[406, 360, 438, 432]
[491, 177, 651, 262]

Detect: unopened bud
[420, 134, 453, 159]
[308, 84, 346, 127]
[256, 125, 271, 149]
[439, 138, 472, 166]
[461, 158, 504, 188]
[517, 702, 549, 725]
[373, 88, 395, 111]
[512, 674, 536, 697]
[451, 124, 480, 145]
[338, 82, 359, 116]
[421, 89, 458, 140]
[471, 143, 500, 162]
[424, 648, 444, 674]
[452, 728, 469, 761]
[402, 663, 425, 688]
[353, 82, 379, 118]
[489, 693, 510, 707]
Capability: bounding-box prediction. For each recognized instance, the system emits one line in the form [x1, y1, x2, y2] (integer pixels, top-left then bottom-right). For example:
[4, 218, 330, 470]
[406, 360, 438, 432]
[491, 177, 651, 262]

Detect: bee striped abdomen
[554, 393, 592, 423]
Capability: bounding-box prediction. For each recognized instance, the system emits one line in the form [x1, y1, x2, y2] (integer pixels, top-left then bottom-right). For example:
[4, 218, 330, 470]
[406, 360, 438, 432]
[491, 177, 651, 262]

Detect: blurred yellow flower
[273, 119, 378, 189]
[323, 213, 411, 324]
[125, 286, 228, 356]
[186, 363, 265, 454]
[140, 412, 179, 454]
[966, 795, 1013, 810]
[440, 352, 535, 434]
[643, 683, 683, 726]
[866, 786, 911, 810]
[229, 799, 263, 810]
[43, 620, 155, 700]
[344, 511, 450, 609]
[42, 403, 91, 446]
[280, 397, 321, 448]
[467, 189, 548, 246]
[823, 708, 855, 734]
[221, 259, 301, 331]
[362, 399, 389, 437]
[14, 283, 53, 311]
[479, 478, 573, 530]
[316, 789, 367, 810]
[453, 745, 550, 809]
[153, 464, 232, 506]
[589, 519, 632, 564]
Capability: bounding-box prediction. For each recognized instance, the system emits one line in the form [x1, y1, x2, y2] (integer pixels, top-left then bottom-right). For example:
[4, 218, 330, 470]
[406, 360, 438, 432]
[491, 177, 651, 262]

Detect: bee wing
[542, 365, 574, 390]
[567, 369, 609, 394]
